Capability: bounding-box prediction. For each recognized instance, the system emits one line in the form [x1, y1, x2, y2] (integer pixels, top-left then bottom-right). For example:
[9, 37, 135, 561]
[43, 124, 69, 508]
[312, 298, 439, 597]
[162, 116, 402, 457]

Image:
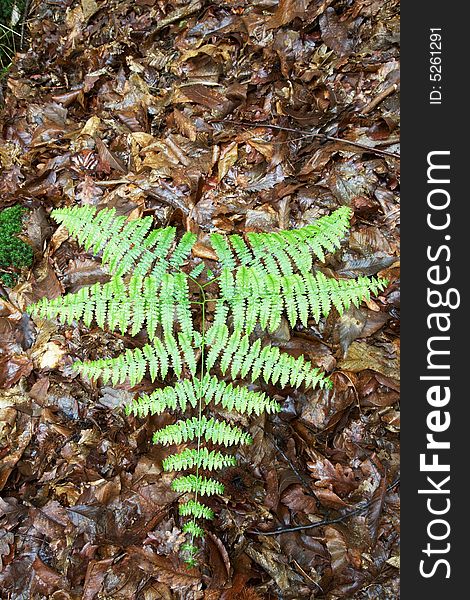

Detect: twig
[246, 477, 399, 536]
[211, 119, 400, 159]
[20, 0, 32, 50]
[266, 430, 315, 493]
[361, 83, 399, 115]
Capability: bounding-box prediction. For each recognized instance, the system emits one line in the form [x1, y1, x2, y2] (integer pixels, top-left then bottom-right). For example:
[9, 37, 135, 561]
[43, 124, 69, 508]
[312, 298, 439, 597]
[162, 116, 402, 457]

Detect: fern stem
[189, 278, 207, 559]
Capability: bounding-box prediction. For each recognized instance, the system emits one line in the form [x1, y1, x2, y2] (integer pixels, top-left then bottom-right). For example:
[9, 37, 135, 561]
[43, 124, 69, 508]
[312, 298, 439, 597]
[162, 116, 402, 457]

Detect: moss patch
[0, 205, 33, 287]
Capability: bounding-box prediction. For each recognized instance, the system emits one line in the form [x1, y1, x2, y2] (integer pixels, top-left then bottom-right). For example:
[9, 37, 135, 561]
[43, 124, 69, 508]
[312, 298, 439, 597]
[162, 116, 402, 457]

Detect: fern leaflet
[152, 416, 253, 447]
[210, 206, 351, 274]
[172, 475, 225, 496]
[52, 205, 196, 278]
[218, 267, 388, 333]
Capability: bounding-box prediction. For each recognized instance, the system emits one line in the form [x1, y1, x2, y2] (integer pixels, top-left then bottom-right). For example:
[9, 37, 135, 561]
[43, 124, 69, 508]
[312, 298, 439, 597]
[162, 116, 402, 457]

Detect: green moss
[0, 205, 33, 286]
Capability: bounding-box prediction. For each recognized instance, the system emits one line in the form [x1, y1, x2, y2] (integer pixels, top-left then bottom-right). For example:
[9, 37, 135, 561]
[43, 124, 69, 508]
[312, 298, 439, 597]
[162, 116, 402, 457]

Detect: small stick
[361, 83, 399, 115]
[20, 0, 32, 50]
[246, 477, 399, 536]
[211, 119, 400, 159]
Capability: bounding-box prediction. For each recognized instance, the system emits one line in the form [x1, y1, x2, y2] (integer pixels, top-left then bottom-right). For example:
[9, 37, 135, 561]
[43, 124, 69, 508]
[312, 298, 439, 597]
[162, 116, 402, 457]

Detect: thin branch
[211, 119, 400, 159]
[266, 430, 316, 493]
[361, 83, 399, 115]
[246, 477, 399, 536]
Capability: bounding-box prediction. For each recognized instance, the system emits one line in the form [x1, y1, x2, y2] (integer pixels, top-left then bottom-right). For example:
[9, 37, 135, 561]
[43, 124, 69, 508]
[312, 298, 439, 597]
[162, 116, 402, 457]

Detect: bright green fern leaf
[205, 326, 332, 389]
[26, 204, 390, 566]
[28, 273, 194, 340]
[172, 475, 225, 496]
[125, 375, 281, 418]
[153, 415, 253, 447]
[179, 500, 214, 520]
[162, 448, 237, 472]
[218, 267, 388, 334]
[182, 522, 205, 538]
[73, 333, 197, 385]
[52, 206, 196, 278]
[210, 206, 352, 274]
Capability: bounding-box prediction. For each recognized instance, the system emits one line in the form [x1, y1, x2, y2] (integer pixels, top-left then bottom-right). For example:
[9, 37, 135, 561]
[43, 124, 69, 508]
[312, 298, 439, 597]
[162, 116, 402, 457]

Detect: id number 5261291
[429, 28, 442, 105]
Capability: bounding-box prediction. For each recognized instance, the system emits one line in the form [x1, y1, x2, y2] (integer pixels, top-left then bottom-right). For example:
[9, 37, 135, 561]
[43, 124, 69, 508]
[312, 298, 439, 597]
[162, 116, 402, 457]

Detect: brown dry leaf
[76, 176, 104, 205]
[0, 389, 33, 491]
[339, 341, 400, 380]
[245, 541, 298, 594]
[176, 84, 226, 110]
[366, 476, 387, 545]
[307, 456, 359, 497]
[128, 546, 200, 588]
[94, 136, 127, 174]
[319, 8, 354, 56]
[0, 529, 14, 571]
[207, 533, 231, 589]
[174, 109, 197, 142]
[217, 142, 238, 182]
[324, 527, 350, 574]
[314, 488, 349, 509]
[80, 115, 101, 137]
[82, 558, 115, 600]
[33, 340, 66, 370]
[32, 556, 66, 595]
[349, 226, 393, 255]
[192, 240, 218, 261]
[267, 0, 309, 29]
[0, 299, 33, 388]
[281, 485, 318, 514]
[81, 0, 99, 22]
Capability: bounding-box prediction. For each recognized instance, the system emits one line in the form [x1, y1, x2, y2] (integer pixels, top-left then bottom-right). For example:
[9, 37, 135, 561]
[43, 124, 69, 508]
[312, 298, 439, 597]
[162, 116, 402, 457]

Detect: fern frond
[153, 416, 253, 447]
[73, 333, 197, 385]
[179, 500, 214, 520]
[162, 448, 237, 472]
[28, 273, 194, 341]
[52, 206, 196, 278]
[182, 522, 205, 538]
[210, 206, 352, 274]
[218, 267, 388, 333]
[172, 475, 225, 496]
[126, 375, 281, 418]
[207, 327, 332, 390]
[28, 205, 391, 567]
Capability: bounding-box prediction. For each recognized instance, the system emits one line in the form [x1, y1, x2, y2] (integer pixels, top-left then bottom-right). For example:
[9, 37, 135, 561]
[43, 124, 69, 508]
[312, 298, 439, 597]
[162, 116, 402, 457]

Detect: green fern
[126, 375, 281, 417]
[172, 475, 225, 496]
[179, 500, 214, 520]
[210, 206, 351, 275]
[153, 416, 253, 446]
[29, 272, 194, 340]
[182, 521, 205, 538]
[72, 334, 198, 384]
[26, 205, 388, 566]
[52, 205, 196, 279]
[218, 267, 386, 334]
[162, 448, 237, 472]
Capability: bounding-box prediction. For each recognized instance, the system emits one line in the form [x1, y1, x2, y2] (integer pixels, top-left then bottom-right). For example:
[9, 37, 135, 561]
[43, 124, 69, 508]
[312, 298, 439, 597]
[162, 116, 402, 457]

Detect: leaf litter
[0, 0, 399, 597]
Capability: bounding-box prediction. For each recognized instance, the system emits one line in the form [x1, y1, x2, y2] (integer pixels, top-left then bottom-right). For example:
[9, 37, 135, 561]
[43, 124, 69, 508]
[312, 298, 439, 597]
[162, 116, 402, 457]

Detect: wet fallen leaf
[339, 341, 400, 380]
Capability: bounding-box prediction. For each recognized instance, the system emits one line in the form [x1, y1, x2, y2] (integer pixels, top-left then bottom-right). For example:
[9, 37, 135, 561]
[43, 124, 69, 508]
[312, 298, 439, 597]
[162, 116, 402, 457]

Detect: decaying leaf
[0, 0, 399, 596]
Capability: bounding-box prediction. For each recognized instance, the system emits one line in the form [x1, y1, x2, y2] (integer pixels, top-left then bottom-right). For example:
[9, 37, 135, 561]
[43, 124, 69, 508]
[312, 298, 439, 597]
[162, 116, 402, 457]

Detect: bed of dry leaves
[0, 1, 400, 598]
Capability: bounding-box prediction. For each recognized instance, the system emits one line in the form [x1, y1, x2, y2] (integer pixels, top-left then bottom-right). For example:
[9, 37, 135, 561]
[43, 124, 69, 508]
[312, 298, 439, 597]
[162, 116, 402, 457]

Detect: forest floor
[0, 1, 400, 598]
